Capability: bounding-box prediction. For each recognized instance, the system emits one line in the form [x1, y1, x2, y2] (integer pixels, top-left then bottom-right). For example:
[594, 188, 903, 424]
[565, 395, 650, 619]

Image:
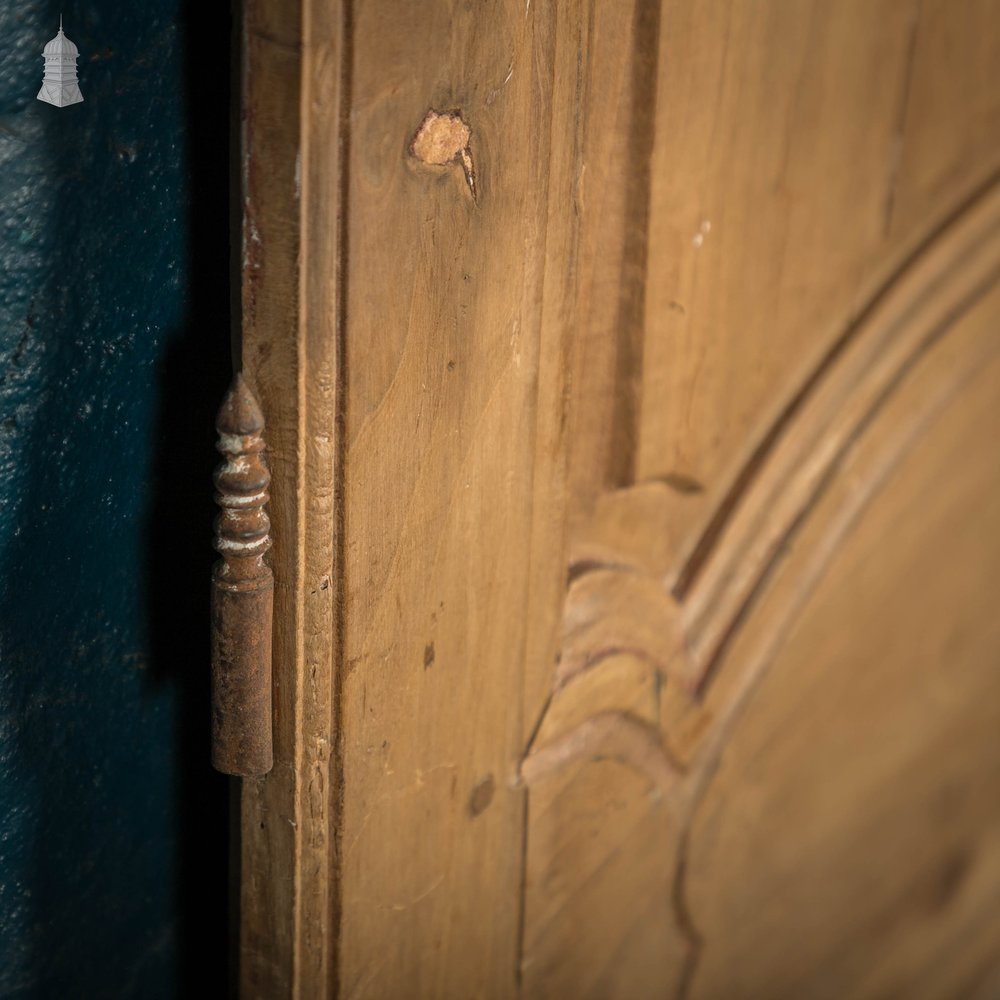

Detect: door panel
[687, 316, 1000, 998]
[238, 1, 1000, 996]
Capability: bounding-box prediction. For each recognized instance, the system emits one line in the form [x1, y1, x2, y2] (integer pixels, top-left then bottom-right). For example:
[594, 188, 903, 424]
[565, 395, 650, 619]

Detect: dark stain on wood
[468, 775, 495, 818]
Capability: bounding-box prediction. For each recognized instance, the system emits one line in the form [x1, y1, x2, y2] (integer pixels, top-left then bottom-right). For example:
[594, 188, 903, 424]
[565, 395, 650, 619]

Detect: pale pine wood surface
[687, 290, 1000, 997]
[238, 0, 1000, 996]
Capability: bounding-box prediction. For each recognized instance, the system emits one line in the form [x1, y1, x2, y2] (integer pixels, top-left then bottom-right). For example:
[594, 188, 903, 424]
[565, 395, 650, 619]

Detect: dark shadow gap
[145, 0, 236, 994]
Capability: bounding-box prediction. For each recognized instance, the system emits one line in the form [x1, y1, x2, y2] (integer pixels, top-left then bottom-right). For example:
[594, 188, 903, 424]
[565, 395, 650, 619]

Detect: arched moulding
[519, 651, 684, 802]
[517, 182, 1000, 1000]
[519, 282, 1000, 1000]
[518, 564, 687, 802]
[566, 480, 686, 581]
[683, 313, 1000, 788]
[557, 568, 687, 689]
[667, 284, 1000, 999]
[522, 172, 1000, 785]
[520, 710, 682, 800]
[669, 174, 1000, 695]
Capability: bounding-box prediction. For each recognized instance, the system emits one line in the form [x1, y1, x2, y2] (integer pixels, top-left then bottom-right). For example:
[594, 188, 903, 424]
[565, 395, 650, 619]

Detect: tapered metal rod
[210, 373, 273, 777]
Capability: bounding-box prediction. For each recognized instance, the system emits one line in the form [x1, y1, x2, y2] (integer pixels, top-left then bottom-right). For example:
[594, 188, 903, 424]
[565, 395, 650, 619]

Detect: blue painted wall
[0, 3, 232, 996]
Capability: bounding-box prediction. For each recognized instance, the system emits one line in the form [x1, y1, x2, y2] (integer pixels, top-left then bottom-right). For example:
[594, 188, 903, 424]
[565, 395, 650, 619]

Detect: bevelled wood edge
[238, 0, 346, 994]
[237, 0, 305, 994]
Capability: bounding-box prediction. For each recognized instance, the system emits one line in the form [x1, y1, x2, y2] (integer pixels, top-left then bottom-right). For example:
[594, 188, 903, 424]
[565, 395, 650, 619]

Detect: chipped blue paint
[0, 3, 229, 996]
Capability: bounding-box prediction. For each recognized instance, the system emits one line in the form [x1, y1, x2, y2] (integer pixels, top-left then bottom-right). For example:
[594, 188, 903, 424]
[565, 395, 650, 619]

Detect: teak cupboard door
[237, 0, 1000, 996]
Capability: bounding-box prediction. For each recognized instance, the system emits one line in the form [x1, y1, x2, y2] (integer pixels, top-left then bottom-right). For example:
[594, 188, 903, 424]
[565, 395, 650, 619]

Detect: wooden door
[236, 1, 1000, 996]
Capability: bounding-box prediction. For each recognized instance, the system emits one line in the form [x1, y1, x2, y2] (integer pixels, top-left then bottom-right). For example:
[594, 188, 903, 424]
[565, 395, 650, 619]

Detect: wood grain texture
[338, 3, 556, 993]
[237, 0, 344, 993]
[518, 0, 663, 845]
[518, 2, 1000, 995]
[237, 0, 652, 993]
[684, 283, 1000, 997]
[238, 0, 302, 993]
[641, 0, 902, 488]
[521, 198, 1000, 998]
[885, 0, 1000, 242]
[237, 0, 1000, 995]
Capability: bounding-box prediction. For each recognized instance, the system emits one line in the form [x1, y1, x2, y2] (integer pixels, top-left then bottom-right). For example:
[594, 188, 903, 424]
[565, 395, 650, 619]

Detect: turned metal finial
[211, 373, 274, 777]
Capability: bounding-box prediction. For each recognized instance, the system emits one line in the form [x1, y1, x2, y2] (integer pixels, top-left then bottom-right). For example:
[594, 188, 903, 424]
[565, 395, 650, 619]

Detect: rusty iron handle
[210, 374, 274, 777]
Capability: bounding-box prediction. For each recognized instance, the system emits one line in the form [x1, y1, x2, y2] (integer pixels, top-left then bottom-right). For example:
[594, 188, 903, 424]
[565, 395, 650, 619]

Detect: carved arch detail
[522, 173, 1000, 788]
[518, 173, 1000, 997]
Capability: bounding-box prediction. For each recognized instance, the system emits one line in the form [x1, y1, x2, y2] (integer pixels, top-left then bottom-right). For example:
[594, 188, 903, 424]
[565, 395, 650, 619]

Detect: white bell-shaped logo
[37, 16, 84, 108]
